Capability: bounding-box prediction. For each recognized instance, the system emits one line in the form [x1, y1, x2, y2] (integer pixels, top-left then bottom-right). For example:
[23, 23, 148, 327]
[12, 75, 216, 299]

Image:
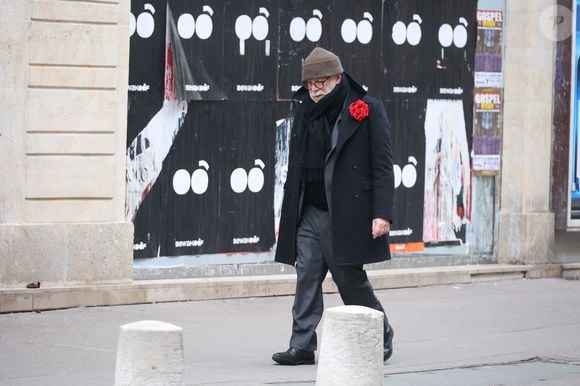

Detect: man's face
[305, 74, 341, 103]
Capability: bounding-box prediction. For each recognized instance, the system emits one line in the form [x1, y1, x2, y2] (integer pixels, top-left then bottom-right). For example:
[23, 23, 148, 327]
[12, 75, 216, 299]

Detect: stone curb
[562, 263, 580, 280]
[0, 264, 566, 313]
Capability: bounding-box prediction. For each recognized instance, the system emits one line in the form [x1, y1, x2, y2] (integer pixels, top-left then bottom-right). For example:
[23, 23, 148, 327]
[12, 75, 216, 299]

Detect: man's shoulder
[361, 95, 383, 106]
[359, 96, 387, 117]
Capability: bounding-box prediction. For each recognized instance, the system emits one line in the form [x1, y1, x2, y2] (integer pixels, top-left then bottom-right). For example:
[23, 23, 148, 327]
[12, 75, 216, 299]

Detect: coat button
[353, 193, 359, 198]
[352, 164, 358, 169]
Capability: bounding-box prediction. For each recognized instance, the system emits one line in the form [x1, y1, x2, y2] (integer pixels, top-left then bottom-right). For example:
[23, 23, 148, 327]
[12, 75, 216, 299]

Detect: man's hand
[372, 218, 390, 239]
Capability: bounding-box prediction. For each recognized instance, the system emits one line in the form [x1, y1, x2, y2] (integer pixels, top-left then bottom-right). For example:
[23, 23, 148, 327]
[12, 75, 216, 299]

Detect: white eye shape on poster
[394, 157, 418, 189]
[289, 9, 323, 42]
[438, 18, 469, 48]
[235, 8, 270, 55]
[230, 159, 266, 193]
[177, 5, 214, 40]
[130, 3, 155, 38]
[173, 160, 210, 195]
[392, 14, 422, 46]
[341, 12, 374, 44]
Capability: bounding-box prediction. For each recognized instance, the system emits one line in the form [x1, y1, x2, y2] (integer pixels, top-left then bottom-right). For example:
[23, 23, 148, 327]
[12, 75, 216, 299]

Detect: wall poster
[127, 0, 478, 261]
[571, 0, 580, 222]
[472, 8, 503, 174]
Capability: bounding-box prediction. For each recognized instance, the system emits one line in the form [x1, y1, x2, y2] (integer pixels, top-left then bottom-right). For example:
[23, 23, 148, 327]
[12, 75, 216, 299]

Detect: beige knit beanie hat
[301, 47, 343, 82]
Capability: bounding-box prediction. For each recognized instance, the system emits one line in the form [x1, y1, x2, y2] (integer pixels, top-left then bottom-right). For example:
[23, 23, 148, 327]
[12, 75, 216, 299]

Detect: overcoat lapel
[334, 111, 361, 156]
[334, 74, 366, 156]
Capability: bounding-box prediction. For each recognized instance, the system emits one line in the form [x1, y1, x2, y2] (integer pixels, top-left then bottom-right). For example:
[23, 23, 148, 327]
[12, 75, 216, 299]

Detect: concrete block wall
[498, 0, 556, 264]
[0, 0, 133, 288]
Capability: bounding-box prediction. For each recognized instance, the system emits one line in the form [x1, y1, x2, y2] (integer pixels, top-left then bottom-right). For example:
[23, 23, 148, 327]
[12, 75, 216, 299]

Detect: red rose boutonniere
[349, 99, 369, 122]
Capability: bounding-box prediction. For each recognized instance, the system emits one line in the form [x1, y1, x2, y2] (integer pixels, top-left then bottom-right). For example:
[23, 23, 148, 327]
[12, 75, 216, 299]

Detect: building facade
[1, 0, 579, 304]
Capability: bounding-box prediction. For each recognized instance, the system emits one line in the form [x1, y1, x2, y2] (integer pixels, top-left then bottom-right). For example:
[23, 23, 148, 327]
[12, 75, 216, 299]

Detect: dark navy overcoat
[275, 73, 395, 266]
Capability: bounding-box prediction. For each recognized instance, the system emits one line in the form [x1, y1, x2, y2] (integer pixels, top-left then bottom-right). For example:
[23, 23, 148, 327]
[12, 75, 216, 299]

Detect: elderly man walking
[273, 47, 395, 365]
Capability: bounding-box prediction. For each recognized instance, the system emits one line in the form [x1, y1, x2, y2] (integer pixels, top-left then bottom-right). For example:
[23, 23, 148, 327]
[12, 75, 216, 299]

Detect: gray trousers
[289, 204, 390, 352]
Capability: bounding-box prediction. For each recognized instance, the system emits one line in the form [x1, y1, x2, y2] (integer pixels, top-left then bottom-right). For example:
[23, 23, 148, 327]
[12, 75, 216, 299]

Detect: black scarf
[300, 80, 348, 181]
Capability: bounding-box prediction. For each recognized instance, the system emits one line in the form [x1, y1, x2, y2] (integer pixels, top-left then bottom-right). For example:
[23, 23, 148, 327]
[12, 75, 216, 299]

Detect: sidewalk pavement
[1, 278, 580, 385]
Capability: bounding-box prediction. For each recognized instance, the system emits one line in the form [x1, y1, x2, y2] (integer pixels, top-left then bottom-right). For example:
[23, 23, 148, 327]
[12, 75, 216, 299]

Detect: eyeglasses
[304, 77, 330, 90]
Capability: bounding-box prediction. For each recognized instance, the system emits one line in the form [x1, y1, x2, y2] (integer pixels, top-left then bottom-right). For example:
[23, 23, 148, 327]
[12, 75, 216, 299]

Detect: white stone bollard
[114, 320, 184, 386]
[316, 306, 384, 386]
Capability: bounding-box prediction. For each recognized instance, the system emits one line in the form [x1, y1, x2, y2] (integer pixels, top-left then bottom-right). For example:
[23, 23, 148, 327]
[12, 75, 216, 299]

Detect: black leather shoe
[384, 325, 394, 362]
[272, 347, 315, 365]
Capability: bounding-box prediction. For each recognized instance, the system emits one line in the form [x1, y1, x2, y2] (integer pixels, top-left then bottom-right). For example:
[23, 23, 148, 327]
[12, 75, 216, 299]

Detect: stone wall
[498, 0, 556, 264]
[0, 0, 133, 288]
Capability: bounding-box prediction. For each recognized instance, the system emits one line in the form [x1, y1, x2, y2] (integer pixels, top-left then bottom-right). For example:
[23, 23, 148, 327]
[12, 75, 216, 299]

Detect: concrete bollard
[316, 306, 384, 386]
[114, 320, 184, 386]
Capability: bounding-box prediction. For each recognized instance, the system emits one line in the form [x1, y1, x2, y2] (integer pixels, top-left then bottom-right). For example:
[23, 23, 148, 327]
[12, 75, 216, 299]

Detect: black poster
[384, 0, 477, 101]
[328, 0, 383, 96]
[386, 99, 426, 244]
[383, 0, 476, 245]
[132, 101, 275, 257]
[277, 1, 333, 100]
[222, 0, 278, 100]
[169, 0, 226, 100]
[128, 0, 166, 146]
[128, 0, 477, 259]
[277, 0, 383, 100]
